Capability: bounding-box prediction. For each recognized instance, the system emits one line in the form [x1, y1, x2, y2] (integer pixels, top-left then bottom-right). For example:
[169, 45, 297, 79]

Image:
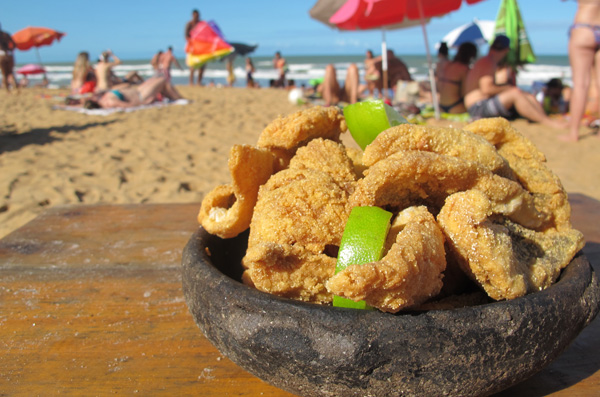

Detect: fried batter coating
[464, 118, 572, 231]
[242, 165, 353, 303]
[289, 138, 358, 189]
[326, 206, 446, 313]
[257, 106, 347, 168]
[438, 190, 585, 300]
[198, 144, 274, 238]
[363, 124, 513, 178]
[350, 150, 547, 229]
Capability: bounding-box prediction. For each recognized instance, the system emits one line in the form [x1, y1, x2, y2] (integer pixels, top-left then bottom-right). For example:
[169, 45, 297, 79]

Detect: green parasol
[493, 0, 536, 67]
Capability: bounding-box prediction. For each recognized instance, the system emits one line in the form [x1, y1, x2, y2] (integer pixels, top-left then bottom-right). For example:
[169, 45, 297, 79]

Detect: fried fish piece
[363, 124, 513, 178]
[326, 206, 446, 313]
[198, 144, 275, 238]
[242, 138, 358, 303]
[438, 189, 585, 300]
[464, 118, 572, 231]
[350, 150, 547, 229]
[289, 138, 357, 189]
[257, 106, 347, 169]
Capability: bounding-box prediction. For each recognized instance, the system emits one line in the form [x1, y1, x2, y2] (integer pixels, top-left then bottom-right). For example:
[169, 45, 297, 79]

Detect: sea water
[16, 54, 571, 93]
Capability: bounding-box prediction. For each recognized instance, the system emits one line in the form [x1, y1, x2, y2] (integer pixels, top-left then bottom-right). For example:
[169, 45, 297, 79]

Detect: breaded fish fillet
[363, 124, 514, 178]
[438, 189, 584, 300]
[327, 206, 446, 313]
[464, 118, 572, 231]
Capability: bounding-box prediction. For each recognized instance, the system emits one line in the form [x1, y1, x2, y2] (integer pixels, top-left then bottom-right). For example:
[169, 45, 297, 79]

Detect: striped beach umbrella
[493, 0, 536, 67]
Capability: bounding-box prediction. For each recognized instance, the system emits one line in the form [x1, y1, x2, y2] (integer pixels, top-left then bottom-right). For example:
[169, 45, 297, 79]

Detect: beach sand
[1, 86, 599, 239]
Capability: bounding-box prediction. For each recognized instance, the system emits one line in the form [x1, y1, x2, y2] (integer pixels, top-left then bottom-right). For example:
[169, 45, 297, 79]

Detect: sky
[3, 0, 577, 64]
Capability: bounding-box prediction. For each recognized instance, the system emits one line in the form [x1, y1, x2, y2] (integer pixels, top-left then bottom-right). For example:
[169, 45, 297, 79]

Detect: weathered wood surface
[0, 195, 598, 396]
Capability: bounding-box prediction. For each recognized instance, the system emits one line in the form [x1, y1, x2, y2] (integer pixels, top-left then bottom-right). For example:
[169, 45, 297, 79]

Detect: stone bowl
[182, 227, 600, 396]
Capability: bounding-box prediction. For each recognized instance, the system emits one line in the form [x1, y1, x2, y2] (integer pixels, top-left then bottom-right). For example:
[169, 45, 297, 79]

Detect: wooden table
[1, 194, 599, 396]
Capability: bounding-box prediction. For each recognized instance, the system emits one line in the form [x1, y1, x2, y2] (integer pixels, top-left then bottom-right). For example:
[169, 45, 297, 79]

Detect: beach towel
[54, 99, 190, 116]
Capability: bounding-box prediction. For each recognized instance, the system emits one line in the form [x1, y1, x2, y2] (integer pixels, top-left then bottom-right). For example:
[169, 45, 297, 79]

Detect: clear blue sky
[3, 0, 576, 64]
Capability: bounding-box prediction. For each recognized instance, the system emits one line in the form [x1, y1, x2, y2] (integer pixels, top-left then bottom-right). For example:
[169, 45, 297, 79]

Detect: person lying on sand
[72, 76, 183, 109]
[317, 63, 363, 106]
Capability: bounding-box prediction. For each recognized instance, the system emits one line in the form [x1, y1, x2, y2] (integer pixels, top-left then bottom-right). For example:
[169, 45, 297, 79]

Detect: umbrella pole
[35, 47, 48, 81]
[381, 29, 388, 100]
[417, 0, 440, 120]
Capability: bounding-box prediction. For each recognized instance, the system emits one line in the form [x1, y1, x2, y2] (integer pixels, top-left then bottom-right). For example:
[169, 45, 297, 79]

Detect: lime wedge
[343, 100, 407, 150]
[333, 206, 393, 309]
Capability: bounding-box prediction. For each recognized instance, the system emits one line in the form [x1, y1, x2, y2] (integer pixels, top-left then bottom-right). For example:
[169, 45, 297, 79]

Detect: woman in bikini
[83, 76, 183, 109]
[437, 42, 478, 114]
[560, 0, 600, 141]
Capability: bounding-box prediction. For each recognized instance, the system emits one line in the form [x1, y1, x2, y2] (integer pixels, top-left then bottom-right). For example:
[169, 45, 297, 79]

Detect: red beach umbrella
[12, 26, 65, 51]
[311, 0, 487, 119]
[12, 26, 65, 80]
[16, 63, 46, 75]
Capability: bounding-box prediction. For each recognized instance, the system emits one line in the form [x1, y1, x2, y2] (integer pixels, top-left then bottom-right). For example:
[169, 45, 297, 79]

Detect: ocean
[17, 54, 571, 92]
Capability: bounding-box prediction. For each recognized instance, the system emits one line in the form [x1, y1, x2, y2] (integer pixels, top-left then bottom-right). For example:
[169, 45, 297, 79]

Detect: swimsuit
[439, 98, 464, 113]
[569, 23, 600, 45]
[467, 96, 515, 120]
[110, 89, 125, 101]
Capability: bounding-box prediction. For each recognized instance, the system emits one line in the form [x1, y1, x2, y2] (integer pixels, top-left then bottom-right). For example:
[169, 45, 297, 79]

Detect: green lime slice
[343, 100, 408, 150]
[333, 206, 393, 309]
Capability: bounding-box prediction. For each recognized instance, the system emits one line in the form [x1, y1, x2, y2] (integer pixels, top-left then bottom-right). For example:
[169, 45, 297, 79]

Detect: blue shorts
[467, 96, 515, 119]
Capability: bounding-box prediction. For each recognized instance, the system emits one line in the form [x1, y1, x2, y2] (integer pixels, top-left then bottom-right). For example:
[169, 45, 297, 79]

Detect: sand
[1, 86, 599, 239]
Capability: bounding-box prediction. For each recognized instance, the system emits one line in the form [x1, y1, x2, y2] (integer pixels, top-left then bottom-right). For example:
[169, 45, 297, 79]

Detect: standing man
[464, 34, 565, 129]
[0, 23, 18, 92]
[185, 9, 204, 86]
[159, 46, 183, 82]
[273, 51, 287, 88]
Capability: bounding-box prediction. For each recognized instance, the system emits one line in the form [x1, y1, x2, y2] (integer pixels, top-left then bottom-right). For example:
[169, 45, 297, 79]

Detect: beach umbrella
[312, 0, 487, 119]
[16, 63, 46, 76]
[493, 0, 536, 67]
[442, 19, 495, 48]
[12, 26, 65, 79]
[185, 20, 233, 69]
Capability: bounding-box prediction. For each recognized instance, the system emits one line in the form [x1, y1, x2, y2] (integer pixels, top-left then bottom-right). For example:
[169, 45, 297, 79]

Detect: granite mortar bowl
[182, 227, 600, 396]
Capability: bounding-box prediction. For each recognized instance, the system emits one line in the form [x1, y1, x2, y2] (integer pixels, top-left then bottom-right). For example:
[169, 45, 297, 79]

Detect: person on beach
[0, 23, 18, 93]
[437, 42, 477, 114]
[246, 57, 255, 88]
[537, 78, 570, 115]
[560, 0, 600, 141]
[364, 49, 380, 97]
[318, 63, 362, 106]
[71, 51, 96, 95]
[273, 51, 288, 88]
[82, 76, 183, 109]
[435, 42, 450, 79]
[372, 50, 412, 94]
[185, 9, 205, 86]
[94, 50, 121, 92]
[159, 46, 183, 81]
[464, 35, 566, 129]
[151, 50, 163, 76]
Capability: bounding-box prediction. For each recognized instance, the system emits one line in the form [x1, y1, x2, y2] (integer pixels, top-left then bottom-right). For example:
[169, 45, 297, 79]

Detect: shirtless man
[0, 23, 18, 92]
[185, 9, 205, 85]
[158, 46, 183, 81]
[464, 35, 565, 129]
[94, 50, 121, 92]
[560, 0, 600, 141]
[273, 51, 287, 88]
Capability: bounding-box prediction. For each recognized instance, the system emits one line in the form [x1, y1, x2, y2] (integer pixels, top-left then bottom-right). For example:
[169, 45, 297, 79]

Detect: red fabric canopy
[330, 0, 486, 30]
[12, 26, 65, 51]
